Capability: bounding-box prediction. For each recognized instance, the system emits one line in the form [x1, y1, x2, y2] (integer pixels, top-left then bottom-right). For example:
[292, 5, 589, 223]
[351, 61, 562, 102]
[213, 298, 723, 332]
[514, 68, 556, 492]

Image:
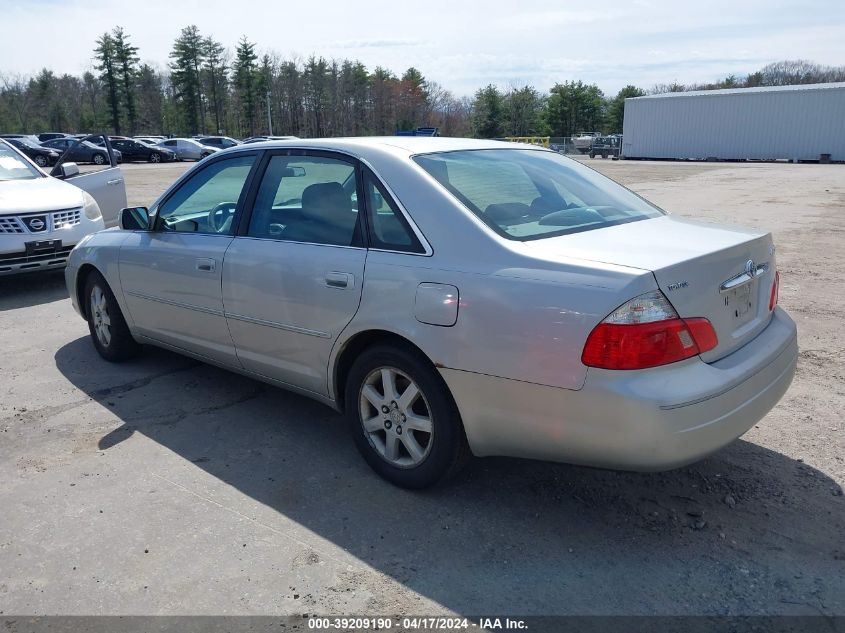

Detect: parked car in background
[41, 137, 123, 165]
[65, 137, 797, 489]
[242, 135, 299, 144]
[0, 137, 126, 275]
[156, 138, 219, 161]
[36, 132, 72, 142]
[111, 138, 175, 163]
[5, 137, 61, 167]
[134, 135, 166, 142]
[198, 136, 240, 149]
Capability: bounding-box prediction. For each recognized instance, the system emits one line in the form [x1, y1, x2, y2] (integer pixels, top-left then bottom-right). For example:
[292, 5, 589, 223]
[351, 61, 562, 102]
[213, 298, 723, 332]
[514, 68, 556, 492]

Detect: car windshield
[414, 149, 664, 240]
[0, 143, 42, 180]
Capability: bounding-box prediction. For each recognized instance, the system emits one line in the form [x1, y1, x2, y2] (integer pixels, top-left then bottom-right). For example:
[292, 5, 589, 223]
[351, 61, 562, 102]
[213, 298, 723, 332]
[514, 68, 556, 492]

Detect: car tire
[149, 152, 161, 163]
[34, 155, 48, 167]
[200, 152, 211, 159]
[93, 153, 106, 165]
[345, 344, 470, 489]
[589, 152, 595, 159]
[84, 271, 140, 362]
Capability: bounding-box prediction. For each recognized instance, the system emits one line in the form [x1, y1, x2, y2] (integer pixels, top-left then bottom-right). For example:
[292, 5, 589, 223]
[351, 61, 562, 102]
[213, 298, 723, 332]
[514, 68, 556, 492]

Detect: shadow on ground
[54, 337, 845, 616]
[0, 270, 68, 311]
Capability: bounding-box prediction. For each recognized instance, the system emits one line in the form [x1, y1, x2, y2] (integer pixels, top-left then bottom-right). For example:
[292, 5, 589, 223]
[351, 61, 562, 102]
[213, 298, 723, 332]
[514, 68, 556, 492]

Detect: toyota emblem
[745, 259, 755, 276]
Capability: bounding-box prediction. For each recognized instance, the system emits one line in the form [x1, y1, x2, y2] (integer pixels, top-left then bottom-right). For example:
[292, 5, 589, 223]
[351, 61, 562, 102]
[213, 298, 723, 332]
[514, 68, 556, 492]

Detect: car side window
[156, 155, 256, 235]
[247, 154, 362, 247]
[163, 140, 176, 147]
[363, 170, 423, 253]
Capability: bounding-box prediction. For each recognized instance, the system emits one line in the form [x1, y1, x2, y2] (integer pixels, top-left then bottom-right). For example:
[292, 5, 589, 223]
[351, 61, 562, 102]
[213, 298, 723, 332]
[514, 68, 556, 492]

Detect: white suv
[0, 138, 126, 276]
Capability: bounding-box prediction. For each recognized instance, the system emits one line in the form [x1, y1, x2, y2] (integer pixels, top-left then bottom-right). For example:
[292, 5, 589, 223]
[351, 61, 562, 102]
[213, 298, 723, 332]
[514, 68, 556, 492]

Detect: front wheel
[345, 345, 469, 488]
[200, 152, 211, 160]
[84, 271, 140, 362]
[93, 153, 106, 165]
[34, 155, 48, 167]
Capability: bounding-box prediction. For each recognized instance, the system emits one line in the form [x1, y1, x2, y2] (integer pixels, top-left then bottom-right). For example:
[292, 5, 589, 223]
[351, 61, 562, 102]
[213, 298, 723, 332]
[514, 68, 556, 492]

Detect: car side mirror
[119, 207, 150, 231]
[55, 162, 80, 179]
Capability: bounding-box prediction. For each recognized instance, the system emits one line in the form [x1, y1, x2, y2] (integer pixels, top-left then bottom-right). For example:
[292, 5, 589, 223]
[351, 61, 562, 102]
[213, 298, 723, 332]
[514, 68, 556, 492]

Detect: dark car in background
[41, 138, 122, 165]
[36, 132, 72, 142]
[111, 138, 175, 163]
[5, 137, 61, 167]
[198, 136, 240, 149]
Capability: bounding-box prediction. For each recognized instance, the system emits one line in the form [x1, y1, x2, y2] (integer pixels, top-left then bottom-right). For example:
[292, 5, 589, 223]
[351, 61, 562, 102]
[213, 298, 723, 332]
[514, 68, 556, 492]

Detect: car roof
[226, 136, 537, 158]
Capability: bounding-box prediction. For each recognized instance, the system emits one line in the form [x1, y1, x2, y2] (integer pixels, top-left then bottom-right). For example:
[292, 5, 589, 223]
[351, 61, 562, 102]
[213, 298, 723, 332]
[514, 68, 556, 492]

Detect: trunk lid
[519, 216, 777, 362]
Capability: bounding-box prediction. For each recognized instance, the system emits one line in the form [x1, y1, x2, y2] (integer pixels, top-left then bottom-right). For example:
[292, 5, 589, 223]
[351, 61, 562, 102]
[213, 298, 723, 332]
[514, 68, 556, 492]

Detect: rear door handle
[107, 178, 123, 186]
[325, 272, 353, 289]
[196, 258, 216, 272]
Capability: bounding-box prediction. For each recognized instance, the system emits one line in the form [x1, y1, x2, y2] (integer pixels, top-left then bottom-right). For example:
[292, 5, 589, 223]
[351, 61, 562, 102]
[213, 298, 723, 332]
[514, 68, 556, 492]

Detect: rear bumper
[442, 307, 797, 470]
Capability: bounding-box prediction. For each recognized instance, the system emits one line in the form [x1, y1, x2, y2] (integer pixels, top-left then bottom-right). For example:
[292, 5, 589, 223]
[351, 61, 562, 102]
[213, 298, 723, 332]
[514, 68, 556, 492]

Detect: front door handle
[325, 272, 353, 289]
[107, 178, 123, 186]
[196, 258, 216, 272]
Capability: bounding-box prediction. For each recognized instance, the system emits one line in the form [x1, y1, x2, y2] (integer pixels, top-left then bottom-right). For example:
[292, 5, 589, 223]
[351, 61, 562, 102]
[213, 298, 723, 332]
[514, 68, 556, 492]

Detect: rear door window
[246, 154, 362, 247]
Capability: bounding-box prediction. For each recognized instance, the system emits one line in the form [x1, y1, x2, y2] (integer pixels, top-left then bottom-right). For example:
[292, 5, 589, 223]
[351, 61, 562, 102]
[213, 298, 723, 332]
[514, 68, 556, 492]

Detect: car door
[160, 139, 179, 159]
[222, 151, 367, 395]
[118, 152, 260, 365]
[112, 140, 130, 160]
[52, 135, 127, 227]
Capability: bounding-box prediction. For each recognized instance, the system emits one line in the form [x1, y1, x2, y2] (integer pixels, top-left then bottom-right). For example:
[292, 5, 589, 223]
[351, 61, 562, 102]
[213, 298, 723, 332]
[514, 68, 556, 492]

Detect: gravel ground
[0, 157, 843, 618]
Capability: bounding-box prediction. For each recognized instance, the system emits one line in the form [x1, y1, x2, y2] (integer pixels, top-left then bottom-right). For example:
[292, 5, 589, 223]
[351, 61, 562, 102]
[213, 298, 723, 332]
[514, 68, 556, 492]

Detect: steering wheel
[207, 201, 238, 233]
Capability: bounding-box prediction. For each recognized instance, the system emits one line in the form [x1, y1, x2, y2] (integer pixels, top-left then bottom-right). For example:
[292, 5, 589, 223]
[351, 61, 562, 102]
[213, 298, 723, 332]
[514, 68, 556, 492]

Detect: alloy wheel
[359, 366, 434, 468]
[90, 285, 112, 348]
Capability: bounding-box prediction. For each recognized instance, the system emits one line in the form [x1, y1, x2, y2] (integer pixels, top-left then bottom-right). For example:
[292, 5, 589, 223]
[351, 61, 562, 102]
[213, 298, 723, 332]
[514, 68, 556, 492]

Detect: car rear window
[413, 149, 664, 240]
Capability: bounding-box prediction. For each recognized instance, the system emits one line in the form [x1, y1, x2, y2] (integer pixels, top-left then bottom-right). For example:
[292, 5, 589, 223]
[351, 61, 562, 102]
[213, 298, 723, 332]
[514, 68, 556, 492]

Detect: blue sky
[1, 0, 843, 95]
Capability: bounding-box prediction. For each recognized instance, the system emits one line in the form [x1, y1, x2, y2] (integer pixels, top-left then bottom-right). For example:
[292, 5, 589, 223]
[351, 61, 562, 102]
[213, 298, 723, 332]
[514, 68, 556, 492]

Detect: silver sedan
[155, 138, 219, 161]
[65, 137, 797, 488]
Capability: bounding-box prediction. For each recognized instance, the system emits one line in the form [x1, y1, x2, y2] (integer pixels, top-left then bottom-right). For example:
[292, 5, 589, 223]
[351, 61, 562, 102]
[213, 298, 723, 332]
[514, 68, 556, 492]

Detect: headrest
[301, 182, 350, 220]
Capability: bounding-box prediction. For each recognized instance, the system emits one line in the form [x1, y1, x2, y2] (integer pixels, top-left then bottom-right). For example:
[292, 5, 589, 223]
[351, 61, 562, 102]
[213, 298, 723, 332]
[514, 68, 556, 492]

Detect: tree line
[1, 25, 842, 139]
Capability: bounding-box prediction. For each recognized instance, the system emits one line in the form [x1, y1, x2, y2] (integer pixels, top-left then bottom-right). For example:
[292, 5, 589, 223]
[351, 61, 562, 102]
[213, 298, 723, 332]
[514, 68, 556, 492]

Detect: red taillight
[582, 317, 718, 370]
[769, 271, 780, 311]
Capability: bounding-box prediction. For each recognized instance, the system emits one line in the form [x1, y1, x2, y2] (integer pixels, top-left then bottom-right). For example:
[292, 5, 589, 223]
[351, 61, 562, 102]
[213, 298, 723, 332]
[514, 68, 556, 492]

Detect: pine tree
[233, 37, 258, 137]
[471, 85, 504, 138]
[169, 25, 206, 134]
[94, 32, 121, 134]
[202, 37, 228, 135]
[112, 27, 140, 134]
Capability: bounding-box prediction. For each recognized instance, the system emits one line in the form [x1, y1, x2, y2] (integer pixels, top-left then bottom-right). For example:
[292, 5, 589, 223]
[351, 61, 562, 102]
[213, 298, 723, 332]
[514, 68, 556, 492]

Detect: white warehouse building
[621, 82, 845, 161]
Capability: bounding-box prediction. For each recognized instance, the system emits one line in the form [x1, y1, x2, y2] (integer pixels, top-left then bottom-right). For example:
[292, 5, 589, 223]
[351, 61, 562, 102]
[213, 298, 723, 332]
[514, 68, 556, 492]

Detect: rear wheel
[345, 345, 469, 488]
[149, 152, 161, 163]
[84, 271, 140, 362]
[34, 155, 48, 167]
[589, 151, 595, 159]
[93, 153, 106, 165]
